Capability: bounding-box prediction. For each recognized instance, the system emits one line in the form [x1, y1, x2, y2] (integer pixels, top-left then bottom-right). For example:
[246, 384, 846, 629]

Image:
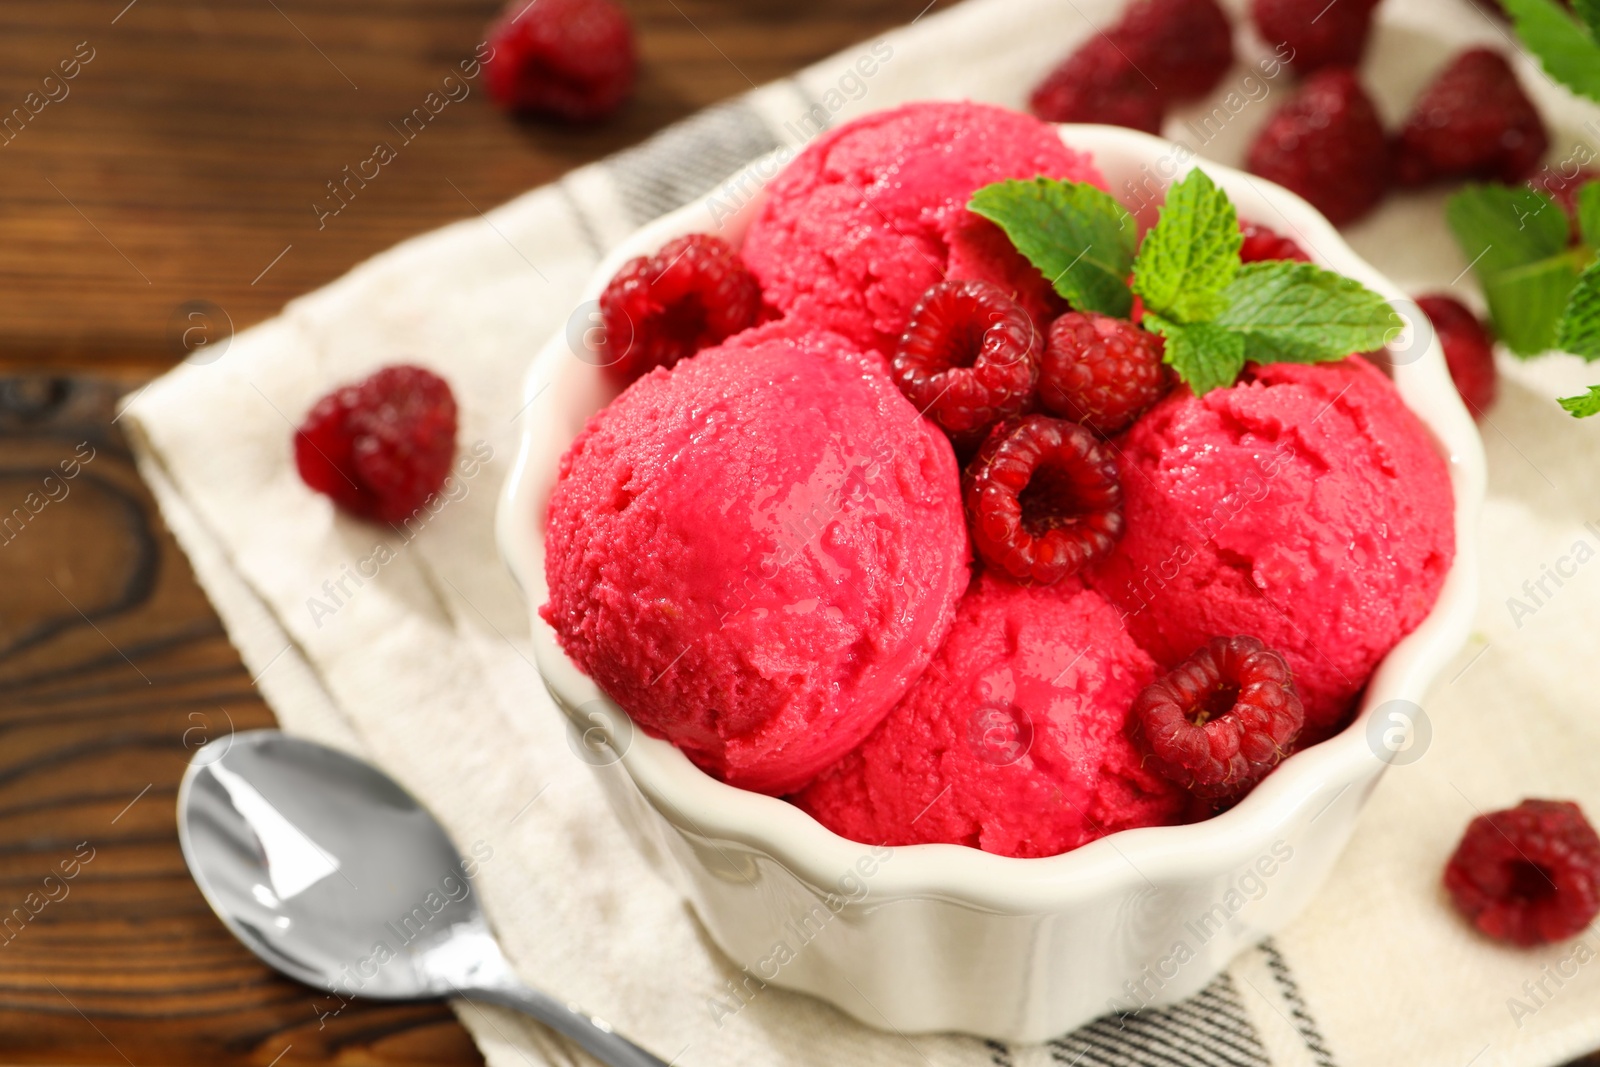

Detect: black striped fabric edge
[985, 1037, 1015, 1066]
[1259, 938, 1339, 1067]
[1046, 971, 1271, 1067]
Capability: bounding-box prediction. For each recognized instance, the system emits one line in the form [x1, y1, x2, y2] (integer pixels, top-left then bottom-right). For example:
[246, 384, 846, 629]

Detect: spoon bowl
[177, 730, 496, 999]
[178, 729, 667, 1067]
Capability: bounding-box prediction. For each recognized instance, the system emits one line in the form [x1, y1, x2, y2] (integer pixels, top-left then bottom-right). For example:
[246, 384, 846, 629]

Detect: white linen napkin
[123, 0, 1600, 1064]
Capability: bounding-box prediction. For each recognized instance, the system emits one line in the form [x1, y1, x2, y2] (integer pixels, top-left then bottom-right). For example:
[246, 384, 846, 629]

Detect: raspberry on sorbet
[1038, 312, 1170, 435]
[963, 415, 1124, 585]
[1128, 635, 1305, 800]
[596, 233, 761, 388]
[1239, 221, 1312, 264]
[892, 279, 1042, 449]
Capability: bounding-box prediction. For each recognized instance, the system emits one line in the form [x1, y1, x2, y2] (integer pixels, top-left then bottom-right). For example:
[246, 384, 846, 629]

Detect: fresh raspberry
[1129, 636, 1305, 800]
[1028, 0, 1232, 131]
[963, 415, 1124, 585]
[892, 280, 1043, 447]
[1117, 0, 1236, 101]
[1415, 295, 1497, 418]
[1247, 68, 1391, 226]
[1249, 0, 1383, 74]
[1038, 312, 1169, 435]
[596, 233, 761, 387]
[1029, 36, 1167, 134]
[483, 0, 636, 122]
[295, 365, 458, 524]
[1395, 49, 1549, 187]
[1239, 221, 1312, 263]
[1445, 799, 1600, 945]
[1531, 166, 1599, 243]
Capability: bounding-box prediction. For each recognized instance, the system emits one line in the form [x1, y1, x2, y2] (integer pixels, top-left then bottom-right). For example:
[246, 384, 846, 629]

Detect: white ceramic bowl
[496, 124, 1486, 1043]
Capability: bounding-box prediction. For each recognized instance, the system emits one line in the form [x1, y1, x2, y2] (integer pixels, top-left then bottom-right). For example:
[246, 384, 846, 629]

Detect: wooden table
[6, 2, 1597, 1065]
[0, 2, 927, 1063]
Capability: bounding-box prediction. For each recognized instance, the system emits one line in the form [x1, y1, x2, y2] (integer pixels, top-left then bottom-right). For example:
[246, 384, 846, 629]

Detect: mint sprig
[1581, 182, 1600, 248]
[1144, 316, 1247, 395]
[1556, 262, 1600, 359]
[1130, 170, 1241, 323]
[1126, 170, 1400, 391]
[1370, 1, 1600, 416]
[1504, 0, 1600, 103]
[1579, 0, 1600, 36]
[1445, 183, 1584, 357]
[1559, 384, 1600, 417]
[1445, 184, 1572, 282]
[968, 178, 1137, 318]
[1446, 177, 1600, 416]
[971, 169, 1399, 394]
[1217, 262, 1400, 364]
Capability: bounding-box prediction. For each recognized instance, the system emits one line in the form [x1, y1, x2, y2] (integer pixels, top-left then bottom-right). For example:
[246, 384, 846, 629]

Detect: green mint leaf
[1446, 183, 1572, 280]
[1504, 0, 1600, 103]
[1575, 0, 1600, 41]
[1212, 262, 1400, 364]
[1559, 384, 1600, 417]
[968, 178, 1137, 318]
[1145, 313, 1247, 396]
[1557, 261, 1600, 358]
[1486, 254, 1585, 356]
[1131, 169, 1242, 324]
[1579, 181, 1600, 249]
[1446, 183, 1584, 355]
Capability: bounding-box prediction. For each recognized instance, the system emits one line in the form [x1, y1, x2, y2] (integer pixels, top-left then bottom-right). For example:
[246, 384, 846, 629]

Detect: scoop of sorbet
[541, 322, 971, 794]
[740, 100, 1105, 359]
[1087, 357, 1455, 741]
[795, 573, 1186, 858]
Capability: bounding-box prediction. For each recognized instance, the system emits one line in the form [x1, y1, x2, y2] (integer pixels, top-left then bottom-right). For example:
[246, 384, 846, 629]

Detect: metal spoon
[177, 729, 667, 1067]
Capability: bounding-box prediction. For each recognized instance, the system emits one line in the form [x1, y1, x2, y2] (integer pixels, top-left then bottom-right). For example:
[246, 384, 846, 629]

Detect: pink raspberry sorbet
[795, 573, 1186, 858]
[740, 100, 1105, 359]
[1087, 357, 1456, 741]
[540, 322, 971, 795]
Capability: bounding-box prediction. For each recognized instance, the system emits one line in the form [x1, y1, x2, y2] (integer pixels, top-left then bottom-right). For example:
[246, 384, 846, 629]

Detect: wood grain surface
[0, 0, 928, 370]
[0, 377, 484, 1064]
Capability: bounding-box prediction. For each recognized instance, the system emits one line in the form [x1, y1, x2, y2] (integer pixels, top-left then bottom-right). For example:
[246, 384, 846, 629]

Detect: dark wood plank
[0, 374, 484, 1064]
[0, 0, 931, 373]
[0, 375, 486, 1062]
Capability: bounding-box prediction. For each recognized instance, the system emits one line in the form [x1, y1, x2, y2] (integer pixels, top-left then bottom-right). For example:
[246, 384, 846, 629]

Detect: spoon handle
[468, 984, 672, 1067]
